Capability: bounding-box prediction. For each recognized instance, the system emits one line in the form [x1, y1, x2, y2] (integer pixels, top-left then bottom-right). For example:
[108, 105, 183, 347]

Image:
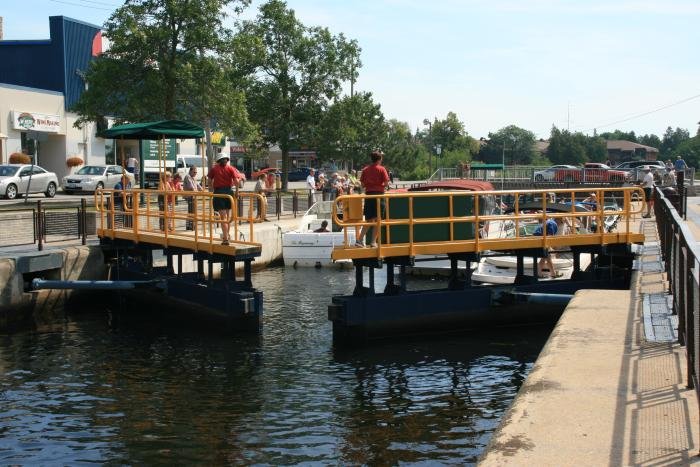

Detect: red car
[553, 163, 626, 183]
[251, 167, 279, 179]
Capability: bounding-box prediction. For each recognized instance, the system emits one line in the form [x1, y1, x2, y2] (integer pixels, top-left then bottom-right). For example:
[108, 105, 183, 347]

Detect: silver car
[533, 165, 578, 182]
[62, 165, 135, 194]
[0, 164, 59, 199]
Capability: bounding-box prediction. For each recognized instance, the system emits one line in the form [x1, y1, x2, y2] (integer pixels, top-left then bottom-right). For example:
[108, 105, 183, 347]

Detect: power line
[47, 0, 116, 11]
[582, 93, 700, 133]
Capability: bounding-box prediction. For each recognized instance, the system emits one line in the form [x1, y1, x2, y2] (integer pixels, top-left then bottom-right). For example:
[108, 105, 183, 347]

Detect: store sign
[140, 139, 177, 168]
[12, 111, 61, 133]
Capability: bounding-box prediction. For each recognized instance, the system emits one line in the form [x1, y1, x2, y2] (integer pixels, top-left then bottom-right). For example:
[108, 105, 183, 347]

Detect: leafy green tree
[313, 92, 386, 169]
[672, 136, 700, 168]
[240, 0, 360, 189]
[73, 0, 255, 164]
[418, 112, 479, 174]
[546, 126, 586, 165]
[638, 134, 661, 149]
[580, 134, 607, 163]
[599, 130, 637, 142]
[382, 120, 428, 179]
[479, 125, 537, 165]
[661, 126, 690, 158]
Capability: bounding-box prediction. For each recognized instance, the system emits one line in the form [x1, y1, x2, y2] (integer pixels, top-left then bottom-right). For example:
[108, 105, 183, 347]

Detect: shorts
[363, 192, 385, 220]
[213, 187, 233, 211]
[126, 166, 135, 173]
[643, 187, 654, 201]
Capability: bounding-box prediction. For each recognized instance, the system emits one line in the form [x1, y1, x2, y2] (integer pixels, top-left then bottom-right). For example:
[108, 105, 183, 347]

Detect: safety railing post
[292, 190, 298, 217]
[276, 190, 281, 220]
[81, 198, 87, 245]
[37, 200, 43, 251]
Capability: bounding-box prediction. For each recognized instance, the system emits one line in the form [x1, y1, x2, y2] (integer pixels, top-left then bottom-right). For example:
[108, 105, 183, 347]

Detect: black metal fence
[655, 184, 698, 415]
[0, 200, 96, 251]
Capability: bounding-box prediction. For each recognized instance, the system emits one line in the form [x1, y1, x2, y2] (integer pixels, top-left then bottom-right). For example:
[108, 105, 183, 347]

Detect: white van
[176, 155, 209, 184]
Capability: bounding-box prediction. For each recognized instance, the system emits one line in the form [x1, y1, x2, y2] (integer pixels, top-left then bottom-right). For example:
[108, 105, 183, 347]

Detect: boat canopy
[102, 120, 205, 140]
[408, 180, 495, 192]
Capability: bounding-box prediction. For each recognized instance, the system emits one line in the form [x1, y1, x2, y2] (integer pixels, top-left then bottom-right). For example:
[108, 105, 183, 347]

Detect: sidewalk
[479, 216, 700, 466]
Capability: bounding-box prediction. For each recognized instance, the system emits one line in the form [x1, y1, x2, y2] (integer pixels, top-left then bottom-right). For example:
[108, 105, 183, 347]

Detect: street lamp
[423, 118, 432, 178]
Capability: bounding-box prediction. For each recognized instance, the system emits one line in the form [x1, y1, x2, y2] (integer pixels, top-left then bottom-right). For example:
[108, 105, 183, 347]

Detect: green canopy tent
[102, 120, 205, 140]
[103, 120, 206, 189]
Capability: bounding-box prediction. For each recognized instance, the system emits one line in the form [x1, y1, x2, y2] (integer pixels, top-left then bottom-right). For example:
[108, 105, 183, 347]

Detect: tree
[382, 119, 428, 179]
[240, 0, 360, 189]
[479, 125, 537, 165]
[73, 0, 255, 165]
[313, 92, 386, 169]
[417, 112, 479, 174]
[672, 136, 700, 168]
[661, 126, 690, 158]
[546, 126, 586, 165]
[638, 134, 662, 150]
[599, 130, 637, 142]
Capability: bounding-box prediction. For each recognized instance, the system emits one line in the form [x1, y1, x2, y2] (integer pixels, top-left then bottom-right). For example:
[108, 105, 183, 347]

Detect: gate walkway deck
[331, 187, 646, 261]
[95, 188, 265, 257]
[478, 215, 700, 466]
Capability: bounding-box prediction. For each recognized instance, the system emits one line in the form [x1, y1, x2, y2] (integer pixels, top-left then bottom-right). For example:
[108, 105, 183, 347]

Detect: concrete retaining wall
[0, 218, 299, 330]
[0, 246, 107, 331]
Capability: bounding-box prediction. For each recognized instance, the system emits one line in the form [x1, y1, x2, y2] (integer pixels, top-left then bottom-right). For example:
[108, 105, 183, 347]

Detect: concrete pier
[479, 216, 700, 465]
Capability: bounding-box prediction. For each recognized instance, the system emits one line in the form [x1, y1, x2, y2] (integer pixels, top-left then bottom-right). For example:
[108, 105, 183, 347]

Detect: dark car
[287, 167, 315, 182]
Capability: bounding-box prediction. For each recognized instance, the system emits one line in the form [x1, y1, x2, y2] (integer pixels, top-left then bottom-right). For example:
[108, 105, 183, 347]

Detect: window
[32, 167, 45, 175]
[19, 167, 32, 177]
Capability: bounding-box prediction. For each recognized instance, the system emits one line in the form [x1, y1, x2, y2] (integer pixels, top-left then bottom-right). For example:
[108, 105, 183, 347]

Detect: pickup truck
[553, 163, 627, 183]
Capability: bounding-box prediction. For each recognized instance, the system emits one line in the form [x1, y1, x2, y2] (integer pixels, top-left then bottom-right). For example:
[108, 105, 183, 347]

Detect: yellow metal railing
[94, 189, 265, 254]
[331, 186, 646, 260]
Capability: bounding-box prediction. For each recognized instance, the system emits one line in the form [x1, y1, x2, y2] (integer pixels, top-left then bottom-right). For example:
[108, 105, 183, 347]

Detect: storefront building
[0, 16, 105, 180]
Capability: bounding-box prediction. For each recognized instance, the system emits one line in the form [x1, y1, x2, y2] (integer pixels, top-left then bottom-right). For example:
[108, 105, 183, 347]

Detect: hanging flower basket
[9, 152, 31, 164]
[66, 156, 84, 168]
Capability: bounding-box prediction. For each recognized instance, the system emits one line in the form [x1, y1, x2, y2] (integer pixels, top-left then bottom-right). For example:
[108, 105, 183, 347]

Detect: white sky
[4, 0, 699, 139]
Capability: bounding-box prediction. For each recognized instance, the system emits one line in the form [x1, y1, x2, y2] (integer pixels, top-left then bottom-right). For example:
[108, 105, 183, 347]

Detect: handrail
[94, 188, 264, 253]
[654, 185, 698, 450]
[331, 186, 646, 260]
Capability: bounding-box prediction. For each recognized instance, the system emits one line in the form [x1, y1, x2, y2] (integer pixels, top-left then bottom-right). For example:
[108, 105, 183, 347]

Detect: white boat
[471, 253, 588, 285]
[282, 201, 355, 268]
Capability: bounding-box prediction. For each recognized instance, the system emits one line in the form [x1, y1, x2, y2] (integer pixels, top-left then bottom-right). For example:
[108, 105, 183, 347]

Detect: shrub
[9, 152, 31, 164]
[66, 156, 84, 168]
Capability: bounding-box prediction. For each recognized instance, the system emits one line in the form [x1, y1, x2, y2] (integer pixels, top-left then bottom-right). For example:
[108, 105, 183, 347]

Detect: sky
[3, 0, 699, 140]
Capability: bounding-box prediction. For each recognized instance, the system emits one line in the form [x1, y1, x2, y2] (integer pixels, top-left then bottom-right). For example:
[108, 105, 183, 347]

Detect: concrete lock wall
[0, 246, 106, 330]
[0, 220, 293, 328]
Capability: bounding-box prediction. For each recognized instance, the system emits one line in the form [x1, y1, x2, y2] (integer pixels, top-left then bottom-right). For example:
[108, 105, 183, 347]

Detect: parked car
[287, 167, 317, 182]
[533, 165, 578, 182]
[0, 164, 59, 199]
[548, 163, 627, 183]
[62, 165, 135, 194]
[614, 160, 666, 182]
[613, 160, 662, 171]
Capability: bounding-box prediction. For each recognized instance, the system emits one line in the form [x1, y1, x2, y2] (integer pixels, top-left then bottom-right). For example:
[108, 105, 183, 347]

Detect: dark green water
[0, 267, 549, 465]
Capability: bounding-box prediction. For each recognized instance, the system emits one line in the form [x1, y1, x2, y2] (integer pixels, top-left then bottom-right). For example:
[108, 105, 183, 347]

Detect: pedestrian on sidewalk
[641, 166, 655, 218]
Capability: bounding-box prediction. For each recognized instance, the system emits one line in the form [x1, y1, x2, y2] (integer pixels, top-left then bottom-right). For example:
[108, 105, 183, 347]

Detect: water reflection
[0, 267, 548, 465]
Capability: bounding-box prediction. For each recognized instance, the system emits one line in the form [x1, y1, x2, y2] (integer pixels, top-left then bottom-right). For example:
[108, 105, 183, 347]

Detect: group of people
[307, 169, 364, 203]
